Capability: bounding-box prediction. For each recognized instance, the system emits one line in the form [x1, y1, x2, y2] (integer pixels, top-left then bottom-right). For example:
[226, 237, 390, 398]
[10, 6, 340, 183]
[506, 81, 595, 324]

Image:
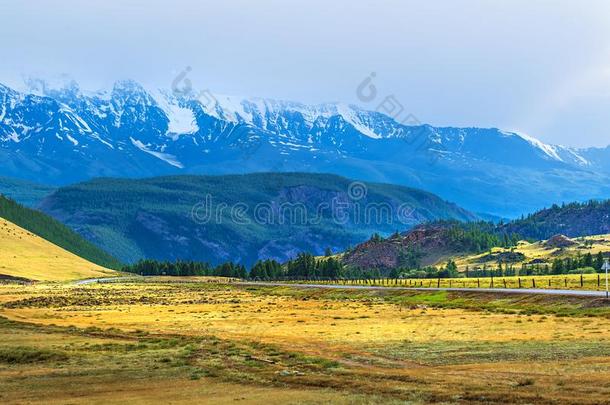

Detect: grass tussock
[0, 346, 68, 364]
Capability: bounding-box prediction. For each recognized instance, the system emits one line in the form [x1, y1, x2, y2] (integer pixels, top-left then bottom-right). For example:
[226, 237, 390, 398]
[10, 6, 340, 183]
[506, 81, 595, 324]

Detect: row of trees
[395, 263, 459, 280]
[123, 249, 608, 281]
[123, 255, 370, 281]
[122, 259, 247, 278]
[550, 252, 606, 274]
[443, 222, 521, 252]
[463, 251, 607, 278]
[249, 259, 283, 280]
[391, 254, 606, 280]
[285, 253, 343, 279]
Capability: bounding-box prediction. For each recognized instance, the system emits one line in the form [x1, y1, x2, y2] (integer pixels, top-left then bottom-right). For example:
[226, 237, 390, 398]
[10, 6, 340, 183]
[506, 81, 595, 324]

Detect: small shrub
[567, 267, 596, 274]
[516, 378, 535, 387]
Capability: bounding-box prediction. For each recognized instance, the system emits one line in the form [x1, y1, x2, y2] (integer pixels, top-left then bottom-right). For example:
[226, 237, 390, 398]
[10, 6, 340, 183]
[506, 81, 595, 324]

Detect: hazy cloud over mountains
[1, 0, 610, 147]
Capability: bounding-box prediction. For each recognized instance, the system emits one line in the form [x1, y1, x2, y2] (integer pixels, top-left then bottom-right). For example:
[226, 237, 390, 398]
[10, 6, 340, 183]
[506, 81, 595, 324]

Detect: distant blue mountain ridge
[1, 79, 609, 217]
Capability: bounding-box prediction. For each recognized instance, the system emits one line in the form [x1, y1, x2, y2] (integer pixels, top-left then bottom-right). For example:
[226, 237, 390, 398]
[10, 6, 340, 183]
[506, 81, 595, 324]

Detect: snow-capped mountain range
[1, 79, 609, 217]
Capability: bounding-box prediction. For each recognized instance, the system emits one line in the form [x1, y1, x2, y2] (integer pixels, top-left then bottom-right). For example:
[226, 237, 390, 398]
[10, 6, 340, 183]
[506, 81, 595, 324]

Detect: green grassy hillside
[0, 217, 117, 281]
[0, 195, 122, 269]
[453, 233, 610, 273]
[39, 173, 478, 266]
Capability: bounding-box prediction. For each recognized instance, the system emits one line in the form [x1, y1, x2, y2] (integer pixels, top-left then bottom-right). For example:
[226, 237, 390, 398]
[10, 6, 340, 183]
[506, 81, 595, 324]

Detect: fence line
[251, 274, 605, 291]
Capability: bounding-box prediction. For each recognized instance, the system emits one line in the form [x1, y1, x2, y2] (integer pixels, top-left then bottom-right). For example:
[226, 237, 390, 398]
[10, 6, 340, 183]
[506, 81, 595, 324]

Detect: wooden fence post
[518, 278, 521, 288]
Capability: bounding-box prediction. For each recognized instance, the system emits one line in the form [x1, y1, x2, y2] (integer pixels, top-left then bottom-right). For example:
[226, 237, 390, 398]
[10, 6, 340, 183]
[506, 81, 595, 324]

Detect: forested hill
[342, 221, 520, 270]
[0, 194, 122, 269]
[342, 200, 610, 272]
[501, 200, 610, 240]
[38, 173, 478, 266]
[0, 177, 55, 207]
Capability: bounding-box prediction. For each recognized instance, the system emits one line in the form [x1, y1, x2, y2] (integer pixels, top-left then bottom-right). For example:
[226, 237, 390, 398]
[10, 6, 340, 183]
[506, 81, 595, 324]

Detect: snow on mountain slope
[197, 94, 395, 140]
[4, 78, 591, 166]
[500, 130, 590, 167]
[130, 137, 184, 168]
[151, 89, 198, 136]
[1, 78, 609, 217]
[505, 130, 563, 161]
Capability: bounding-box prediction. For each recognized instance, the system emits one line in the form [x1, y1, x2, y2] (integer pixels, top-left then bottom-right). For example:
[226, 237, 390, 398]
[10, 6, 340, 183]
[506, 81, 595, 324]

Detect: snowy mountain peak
[501, 130, 590, 166]
[1, 78, 609, 218]
[194, 94, 390, 140]
[111, 80, 157, 106]
[502, 130, 563, 160]
[112, 79, 147, 94]
[24, 76, 80, 98]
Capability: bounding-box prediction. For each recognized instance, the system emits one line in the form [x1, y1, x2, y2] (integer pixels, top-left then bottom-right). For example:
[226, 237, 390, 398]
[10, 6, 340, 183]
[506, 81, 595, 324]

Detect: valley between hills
[1, 173, 610, 404]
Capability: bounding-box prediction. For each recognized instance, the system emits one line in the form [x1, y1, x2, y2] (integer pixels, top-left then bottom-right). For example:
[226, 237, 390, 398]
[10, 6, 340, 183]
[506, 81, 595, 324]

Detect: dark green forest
[502, 200, 610, 239]
[3, 174, 609, 280]
[439, 220, 522, 251]
[122, 259, 248, 278]
[38, 173, 477, 266]
[0, 176, 55, 207]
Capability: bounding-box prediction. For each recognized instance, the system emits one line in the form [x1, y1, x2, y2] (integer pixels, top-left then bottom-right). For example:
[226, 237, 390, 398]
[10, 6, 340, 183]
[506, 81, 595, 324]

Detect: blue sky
[1, 0, 609, 147]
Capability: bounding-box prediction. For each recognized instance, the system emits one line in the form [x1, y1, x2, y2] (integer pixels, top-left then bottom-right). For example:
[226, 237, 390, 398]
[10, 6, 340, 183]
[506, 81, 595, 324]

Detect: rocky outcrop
[342, 225, 455, 270]
[544, 234, 577, 249]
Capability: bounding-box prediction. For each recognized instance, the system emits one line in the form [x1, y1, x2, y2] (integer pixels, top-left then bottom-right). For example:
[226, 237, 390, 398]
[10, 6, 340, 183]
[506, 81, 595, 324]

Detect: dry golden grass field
[1, 280, 609, 404]
[0, 218, 117, 282]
